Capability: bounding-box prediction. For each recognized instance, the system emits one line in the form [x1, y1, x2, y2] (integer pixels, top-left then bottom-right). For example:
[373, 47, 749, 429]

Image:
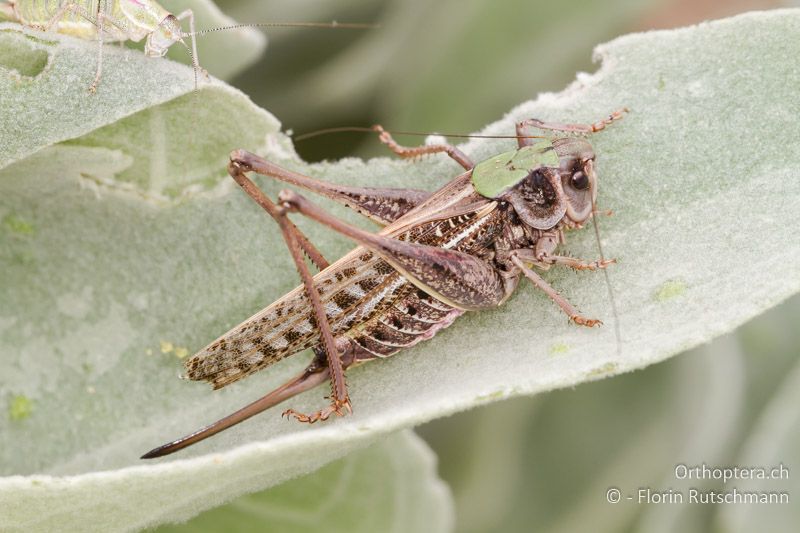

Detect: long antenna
[185, 21, 379, 38]
[179, 40, 198, 92]
[591, 207, 622, 357]
[294, 126, 546, 142]
[178, 20, 376, 90]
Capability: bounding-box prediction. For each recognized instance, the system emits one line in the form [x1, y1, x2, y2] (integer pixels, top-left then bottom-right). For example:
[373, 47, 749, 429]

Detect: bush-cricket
[0, 0, 375, 92]
[141, 110, 626, 459]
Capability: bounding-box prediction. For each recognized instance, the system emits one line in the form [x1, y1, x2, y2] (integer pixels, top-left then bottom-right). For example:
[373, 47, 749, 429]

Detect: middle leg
[513, 248, 616, 272]
[510, 254, 602, 327]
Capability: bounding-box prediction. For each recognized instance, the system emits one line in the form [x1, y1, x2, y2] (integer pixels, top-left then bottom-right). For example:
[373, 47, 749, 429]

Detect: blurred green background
[214, 0, 784, 162]
[159, 0, 797, 531]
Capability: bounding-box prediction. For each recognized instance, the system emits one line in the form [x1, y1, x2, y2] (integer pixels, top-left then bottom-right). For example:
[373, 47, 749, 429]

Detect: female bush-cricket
[142, 110, 626, 459]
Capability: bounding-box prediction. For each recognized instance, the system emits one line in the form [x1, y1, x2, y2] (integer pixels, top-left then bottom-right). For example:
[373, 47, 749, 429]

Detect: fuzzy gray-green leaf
[158, 430, 453, 533]
[1, 8, 799, 532]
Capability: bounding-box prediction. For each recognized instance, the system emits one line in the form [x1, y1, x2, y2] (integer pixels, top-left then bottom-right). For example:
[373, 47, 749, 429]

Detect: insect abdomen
[349, 282, 463, 360]
[15, 1, 128, 39]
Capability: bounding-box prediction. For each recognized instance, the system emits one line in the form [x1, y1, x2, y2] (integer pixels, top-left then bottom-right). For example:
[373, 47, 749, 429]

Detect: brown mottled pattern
[186, 199, 514, 389]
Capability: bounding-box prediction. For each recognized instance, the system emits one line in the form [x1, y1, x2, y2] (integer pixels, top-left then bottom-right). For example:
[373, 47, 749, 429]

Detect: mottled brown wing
[186, 171, 488, 389]
[185, 247, 400, 389]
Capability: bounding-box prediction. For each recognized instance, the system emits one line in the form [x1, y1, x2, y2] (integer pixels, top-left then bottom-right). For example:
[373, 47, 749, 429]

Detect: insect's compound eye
[560, 159, 595, 223]
[571, 172, 590, 190]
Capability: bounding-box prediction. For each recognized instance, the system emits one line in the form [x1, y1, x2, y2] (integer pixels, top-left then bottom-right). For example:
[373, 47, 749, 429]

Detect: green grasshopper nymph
[141, 109, 626, 459]
[0, 0, 375, 92]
